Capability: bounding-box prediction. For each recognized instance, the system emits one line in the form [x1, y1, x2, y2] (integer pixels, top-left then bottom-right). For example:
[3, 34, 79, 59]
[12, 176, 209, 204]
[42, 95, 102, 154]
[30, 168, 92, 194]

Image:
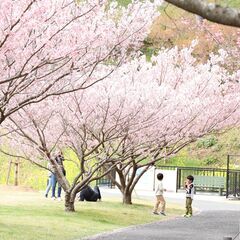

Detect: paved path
[84, 211, 239, 240]
[82, 189, 240, 240]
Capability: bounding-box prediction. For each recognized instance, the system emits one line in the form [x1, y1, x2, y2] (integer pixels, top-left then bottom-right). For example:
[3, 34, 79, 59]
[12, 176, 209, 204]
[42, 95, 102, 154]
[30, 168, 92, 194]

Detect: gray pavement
[83, 211, 239, 240]
[81, 188, 240, 240]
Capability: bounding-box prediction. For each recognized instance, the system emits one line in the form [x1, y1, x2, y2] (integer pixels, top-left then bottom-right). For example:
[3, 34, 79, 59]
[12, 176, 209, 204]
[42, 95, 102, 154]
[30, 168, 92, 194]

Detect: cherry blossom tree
[1, 102, 69, 190]
[2, 44, 240, 208]
[93, 45, 240, 204]
[1, 88, 151, 211]
[0, 100, 98, 211]
[56, 92, 136, 211]
[0, 0, 159, 125]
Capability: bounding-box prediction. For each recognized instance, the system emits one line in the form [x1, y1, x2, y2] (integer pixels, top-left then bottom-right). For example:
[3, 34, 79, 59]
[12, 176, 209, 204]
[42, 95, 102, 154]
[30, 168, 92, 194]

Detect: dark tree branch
[164, 0, 240, 28]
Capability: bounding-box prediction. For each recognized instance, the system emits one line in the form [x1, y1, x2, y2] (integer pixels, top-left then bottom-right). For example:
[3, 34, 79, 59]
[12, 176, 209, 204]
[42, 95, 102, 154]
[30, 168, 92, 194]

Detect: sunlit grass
[0, 187, 183, 240]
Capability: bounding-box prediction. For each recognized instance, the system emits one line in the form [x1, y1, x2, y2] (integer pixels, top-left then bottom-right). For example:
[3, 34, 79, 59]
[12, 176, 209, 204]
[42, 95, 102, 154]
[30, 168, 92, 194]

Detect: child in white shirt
[153, 173, 166, 216]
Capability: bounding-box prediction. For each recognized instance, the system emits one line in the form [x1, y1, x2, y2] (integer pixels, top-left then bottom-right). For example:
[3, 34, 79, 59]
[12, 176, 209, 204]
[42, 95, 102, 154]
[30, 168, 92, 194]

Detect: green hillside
[161, 128, 240, 169]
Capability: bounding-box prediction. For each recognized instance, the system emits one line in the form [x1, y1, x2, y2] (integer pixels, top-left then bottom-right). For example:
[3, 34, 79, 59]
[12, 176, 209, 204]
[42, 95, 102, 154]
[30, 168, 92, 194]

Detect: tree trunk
[65, 192, 75, 212]
[122, 190, 132, 204]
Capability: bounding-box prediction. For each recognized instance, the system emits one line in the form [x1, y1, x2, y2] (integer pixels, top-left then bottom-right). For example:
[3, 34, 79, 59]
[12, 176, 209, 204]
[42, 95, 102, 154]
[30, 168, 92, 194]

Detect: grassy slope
[0, 187, 183, 240]
[161, 128, 240, 168]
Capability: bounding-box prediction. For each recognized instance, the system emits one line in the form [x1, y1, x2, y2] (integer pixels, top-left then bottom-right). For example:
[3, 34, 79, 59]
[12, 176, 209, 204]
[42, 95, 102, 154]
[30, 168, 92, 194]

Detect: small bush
[203, 156, 219, 166]
[212, 144, 223, 152]
[196, 136, 218, 149]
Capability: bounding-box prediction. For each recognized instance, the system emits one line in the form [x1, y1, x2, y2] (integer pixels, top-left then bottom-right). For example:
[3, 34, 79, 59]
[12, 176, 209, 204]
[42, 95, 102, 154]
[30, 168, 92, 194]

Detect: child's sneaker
[57, 197, 62, 201]
[160, 212, 166, 216]
[183, 214, 192, 218]
[152, 211, 159, 215]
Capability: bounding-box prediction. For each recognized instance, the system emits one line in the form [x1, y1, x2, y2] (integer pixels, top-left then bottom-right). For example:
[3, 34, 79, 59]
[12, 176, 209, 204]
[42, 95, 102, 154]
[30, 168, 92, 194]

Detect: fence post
[153, 167, 156, 191]
[14, 162, 19, 186]
[176, 167, 178, 193]
[178, 169, 181, 190]
[226, 154, 230, 198]
[6, 160, 12, 185]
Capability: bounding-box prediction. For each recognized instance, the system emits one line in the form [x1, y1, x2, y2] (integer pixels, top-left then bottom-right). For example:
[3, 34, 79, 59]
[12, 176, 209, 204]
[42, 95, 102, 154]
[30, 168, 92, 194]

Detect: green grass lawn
[0, 186, 183, 240]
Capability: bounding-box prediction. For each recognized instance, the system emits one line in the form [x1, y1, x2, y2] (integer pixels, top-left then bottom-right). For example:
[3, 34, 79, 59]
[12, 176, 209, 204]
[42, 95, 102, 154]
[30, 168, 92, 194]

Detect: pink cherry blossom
[0, 0, 160, 125]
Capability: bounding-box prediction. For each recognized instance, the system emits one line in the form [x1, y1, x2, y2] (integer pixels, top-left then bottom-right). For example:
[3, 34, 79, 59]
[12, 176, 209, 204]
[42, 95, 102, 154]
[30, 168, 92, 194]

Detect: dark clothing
[79, 186, 101, 202]
[55, 155, 64, 166]
[55, 155, 66, 176]
[55, 155, 64, 168]
[52, 154, 65, 198]
[185, 183, 194, 199]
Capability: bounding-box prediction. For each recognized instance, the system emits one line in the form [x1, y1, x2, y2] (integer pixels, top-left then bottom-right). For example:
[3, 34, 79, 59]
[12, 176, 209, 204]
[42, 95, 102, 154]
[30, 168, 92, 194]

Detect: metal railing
[233, 231, 240, 239]
[223, 231, 240, 240]
[157, 165, 240, 196]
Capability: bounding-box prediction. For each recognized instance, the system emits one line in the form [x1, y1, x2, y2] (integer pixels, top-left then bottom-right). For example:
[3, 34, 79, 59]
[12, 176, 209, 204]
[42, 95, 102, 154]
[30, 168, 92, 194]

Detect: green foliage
[203, 156, 219, 166]
[162, 155, 203, 167]
[63, 149, 81, 185]
[141, 38, 160, 62]
[163, 128, 240, 168]
[143, 47, 157, 62]
[212, 144, 223, 152]
[220, 0, 240, 7]
[159, 148, 203, 167]
[116, 0, 132, 7]
[196, 136, 218, 149]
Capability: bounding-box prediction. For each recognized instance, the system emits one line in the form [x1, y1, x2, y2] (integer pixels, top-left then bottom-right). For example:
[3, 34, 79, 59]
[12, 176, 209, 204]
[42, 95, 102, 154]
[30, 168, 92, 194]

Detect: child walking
[153, 173, 166, 216]
[184, 175, 194, 217]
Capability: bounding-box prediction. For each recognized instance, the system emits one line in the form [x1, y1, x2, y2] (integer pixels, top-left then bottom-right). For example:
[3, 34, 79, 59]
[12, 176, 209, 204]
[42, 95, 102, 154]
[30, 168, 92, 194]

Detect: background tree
[148, 1, 240, 69]
[164, 0, 240, 28]
[95, 46, 240, 204]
